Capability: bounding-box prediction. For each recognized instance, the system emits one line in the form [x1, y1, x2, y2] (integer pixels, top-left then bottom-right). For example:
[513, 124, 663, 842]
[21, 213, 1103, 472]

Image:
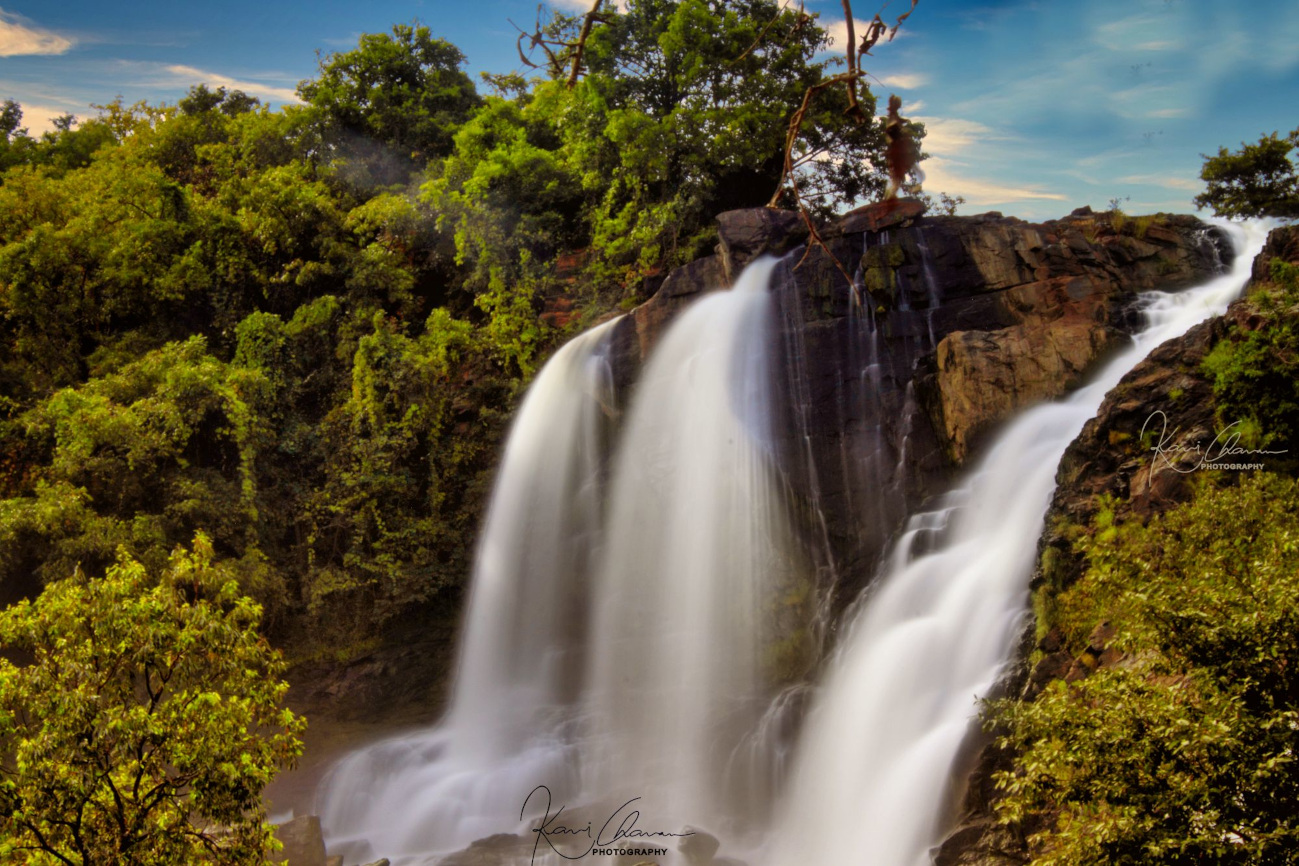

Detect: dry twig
[512, 1, 609, 87]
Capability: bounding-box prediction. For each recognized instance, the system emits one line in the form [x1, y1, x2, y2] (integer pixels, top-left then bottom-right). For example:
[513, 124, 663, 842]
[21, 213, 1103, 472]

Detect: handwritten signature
[1141, 410, 1288, 473]
[522, 785, 694, 865]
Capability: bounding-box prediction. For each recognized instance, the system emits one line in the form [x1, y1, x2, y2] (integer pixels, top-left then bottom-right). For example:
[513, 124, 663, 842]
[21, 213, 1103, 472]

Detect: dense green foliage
[298, 24, 482, 187]
[993, 473, 1299, 864]
[1197, 128, 1299, 219]
[0, 536, 304, 864]
[0, 1, 918, 651]
[1201, 261, 1299, 451]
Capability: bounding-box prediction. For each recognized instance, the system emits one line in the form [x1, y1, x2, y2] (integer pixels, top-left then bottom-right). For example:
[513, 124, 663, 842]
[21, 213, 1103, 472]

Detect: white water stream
[764, 219, 1267, 866]
[581, 258, 788, 834]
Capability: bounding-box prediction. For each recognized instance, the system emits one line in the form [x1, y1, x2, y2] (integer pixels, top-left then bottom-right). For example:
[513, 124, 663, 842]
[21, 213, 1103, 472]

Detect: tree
[0, 536, 305, 864]
[177, 85, 260, 119]
[297, 23, 482, 186]
[1196, 129, 1299, 219]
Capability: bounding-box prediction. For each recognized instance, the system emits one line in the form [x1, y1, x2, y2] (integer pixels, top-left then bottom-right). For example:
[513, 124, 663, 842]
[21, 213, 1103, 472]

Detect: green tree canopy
[0, 535, 305, 864]
[297, 23, 482, 186]
[1196, 128, 1299, 219]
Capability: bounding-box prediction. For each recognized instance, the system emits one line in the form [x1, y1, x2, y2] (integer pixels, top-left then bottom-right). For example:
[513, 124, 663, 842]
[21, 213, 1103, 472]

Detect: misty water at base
[312, 221, 1266, 866]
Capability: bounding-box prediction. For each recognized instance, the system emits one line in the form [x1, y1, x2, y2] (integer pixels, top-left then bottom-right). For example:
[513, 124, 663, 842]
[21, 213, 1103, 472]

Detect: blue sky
[1, 0, 1296, 220]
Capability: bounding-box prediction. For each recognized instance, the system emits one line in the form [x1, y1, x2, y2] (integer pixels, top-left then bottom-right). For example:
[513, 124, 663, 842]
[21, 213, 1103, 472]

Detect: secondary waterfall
[316, 317, 619, 859]
[764, 218, 1268, 866]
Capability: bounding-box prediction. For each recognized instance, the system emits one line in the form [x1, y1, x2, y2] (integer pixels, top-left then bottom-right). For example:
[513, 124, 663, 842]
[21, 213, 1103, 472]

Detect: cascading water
[581, 257, 793, 835]
[315, 258, 794, 862]
[764, 219, 1267, 866]
[316, 318, 620, 860]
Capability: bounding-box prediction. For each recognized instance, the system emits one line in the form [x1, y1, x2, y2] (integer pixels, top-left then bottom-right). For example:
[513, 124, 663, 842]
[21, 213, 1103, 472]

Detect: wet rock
[272, 815, 326, 866]
[1251, 224, 1299, 283]
[439, 833, 534, 866]
[360, 860, 391, 866]
[325, 857, 343, 866]
[931, 316, 1111, 463]
[835, 197, 926, 234]
[717, 208, 808, 281]
[679, 826, 721, 863]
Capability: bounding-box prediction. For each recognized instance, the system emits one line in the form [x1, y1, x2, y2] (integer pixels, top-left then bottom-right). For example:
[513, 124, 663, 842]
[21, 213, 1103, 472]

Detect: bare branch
[841, 1, 864, 120]
[566, 1, 606, 88]
[767, 1, 921, 301]
[732, 2, 803, 66]
[513, 2, 611, 87]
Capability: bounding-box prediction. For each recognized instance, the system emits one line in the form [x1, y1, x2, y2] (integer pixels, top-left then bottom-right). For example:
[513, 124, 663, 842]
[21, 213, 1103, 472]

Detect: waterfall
[764, 219, 1268, 866]
[579, 255, 789, 830]
[315, 258, 794, 862]
[580, 257, 792, 835]
[315, 317, 620, 860]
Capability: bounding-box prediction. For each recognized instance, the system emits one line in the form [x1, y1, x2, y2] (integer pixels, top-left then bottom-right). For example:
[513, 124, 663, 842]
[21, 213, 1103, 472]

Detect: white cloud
[899, 114, 1063, 207]
[160, 64, 301, 104]
[0, 8, 73, 56]
[876, 73, 928, 90]
[913, 116, 1008, 154]
[1115, 174, 1201, 191]
[824, 16, 909, 55]
[921, 156, 1067, 205]
[12, 103, 76, 134]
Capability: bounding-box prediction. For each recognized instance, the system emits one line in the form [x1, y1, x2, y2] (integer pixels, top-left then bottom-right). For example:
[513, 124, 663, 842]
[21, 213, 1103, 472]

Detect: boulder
[835, 197, 926, 234]
[930, 316, 1110, 463]
[716, 208, 808, 282]
[679, 826, 721, 864]
[272, 815, 326, 866]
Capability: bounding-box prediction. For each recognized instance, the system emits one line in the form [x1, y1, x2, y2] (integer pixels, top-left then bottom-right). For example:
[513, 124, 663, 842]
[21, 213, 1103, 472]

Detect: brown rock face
[609, 207, 1229, 609]
[932, 313, 1108, 463]
[920, 216, 1229, 465]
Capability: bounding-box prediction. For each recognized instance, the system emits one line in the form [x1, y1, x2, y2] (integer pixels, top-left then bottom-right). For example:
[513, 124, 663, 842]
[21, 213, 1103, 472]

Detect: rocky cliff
[610, 202, 1230, 608]
[933, 224, 1299, 865]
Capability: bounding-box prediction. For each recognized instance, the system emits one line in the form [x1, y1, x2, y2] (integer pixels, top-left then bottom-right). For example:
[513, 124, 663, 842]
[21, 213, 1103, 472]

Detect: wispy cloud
[922, 156, 1067, 205]
[914, 116, 1009, 153]
[906, 114, 1064, 207]
[1115, 174, 1201, 191]
[156, 64, 301, 104]
[0, 8, 73, 57]
[876, 73, 928, 90]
